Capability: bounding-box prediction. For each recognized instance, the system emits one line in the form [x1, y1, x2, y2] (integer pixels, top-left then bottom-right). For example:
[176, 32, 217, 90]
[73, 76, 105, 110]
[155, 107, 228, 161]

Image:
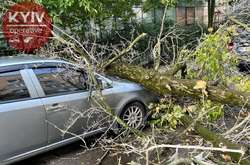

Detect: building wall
[175, 0, 228, 26]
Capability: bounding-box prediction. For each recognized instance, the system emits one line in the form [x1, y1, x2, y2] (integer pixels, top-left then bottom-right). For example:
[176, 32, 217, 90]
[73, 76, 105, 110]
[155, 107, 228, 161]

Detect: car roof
[0, 54, 67, 67]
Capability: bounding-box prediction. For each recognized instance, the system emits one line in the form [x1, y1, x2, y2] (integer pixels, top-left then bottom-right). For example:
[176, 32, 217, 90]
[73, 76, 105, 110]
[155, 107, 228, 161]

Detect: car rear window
[0, 71, 30, 103]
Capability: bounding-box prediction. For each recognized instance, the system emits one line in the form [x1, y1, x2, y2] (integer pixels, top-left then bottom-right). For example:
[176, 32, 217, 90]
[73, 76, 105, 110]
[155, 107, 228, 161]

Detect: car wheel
[120, 102, 146, 130]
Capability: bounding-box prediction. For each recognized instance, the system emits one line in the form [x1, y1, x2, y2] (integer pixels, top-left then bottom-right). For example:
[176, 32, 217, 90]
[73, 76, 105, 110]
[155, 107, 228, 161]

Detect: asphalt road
[13, 135, 136, 165]
[14, 140, 97, 165]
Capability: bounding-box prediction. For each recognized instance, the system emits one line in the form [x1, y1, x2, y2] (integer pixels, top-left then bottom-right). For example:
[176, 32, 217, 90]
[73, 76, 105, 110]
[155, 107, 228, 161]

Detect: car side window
[33, 67, 88, 96]
[0, 71, 30, 103]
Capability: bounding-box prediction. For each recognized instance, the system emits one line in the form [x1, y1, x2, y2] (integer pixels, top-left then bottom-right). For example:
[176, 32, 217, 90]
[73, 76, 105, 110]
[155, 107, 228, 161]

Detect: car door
[0, 68, 47, 162]
[29, 64, 91, 144]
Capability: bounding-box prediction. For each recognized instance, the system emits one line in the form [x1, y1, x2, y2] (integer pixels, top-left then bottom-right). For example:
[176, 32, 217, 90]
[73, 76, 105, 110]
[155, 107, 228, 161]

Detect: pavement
[13, 136, 137, 165]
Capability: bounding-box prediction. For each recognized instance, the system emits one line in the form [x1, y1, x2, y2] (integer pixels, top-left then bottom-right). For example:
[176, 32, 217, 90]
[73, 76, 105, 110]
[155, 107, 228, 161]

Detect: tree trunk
[106, 63, 250, 109]
[208, 0, 216, 28]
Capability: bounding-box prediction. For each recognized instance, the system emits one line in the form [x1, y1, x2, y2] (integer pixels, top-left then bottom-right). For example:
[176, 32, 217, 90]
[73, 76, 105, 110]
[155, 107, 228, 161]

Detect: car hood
[109, 76, 143, 90]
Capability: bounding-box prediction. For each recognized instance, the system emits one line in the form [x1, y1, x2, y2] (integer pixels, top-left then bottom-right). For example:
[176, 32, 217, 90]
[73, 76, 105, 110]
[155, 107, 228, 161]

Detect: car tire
[119, 102, 147, 130]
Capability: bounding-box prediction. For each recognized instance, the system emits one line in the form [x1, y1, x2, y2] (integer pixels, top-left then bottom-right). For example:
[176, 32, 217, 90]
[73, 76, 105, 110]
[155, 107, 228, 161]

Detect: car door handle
[46, 103, 65, 112]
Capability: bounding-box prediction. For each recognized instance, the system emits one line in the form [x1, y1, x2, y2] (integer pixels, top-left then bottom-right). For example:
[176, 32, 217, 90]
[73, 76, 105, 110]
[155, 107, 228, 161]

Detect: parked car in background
[0, 55, 157, 164]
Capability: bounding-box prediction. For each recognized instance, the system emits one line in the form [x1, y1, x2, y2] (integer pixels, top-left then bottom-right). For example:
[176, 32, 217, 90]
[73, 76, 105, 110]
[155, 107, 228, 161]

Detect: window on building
[186, 7, 195, 25]
[176, 7, 186, 25]
[176, 7, 196, 25]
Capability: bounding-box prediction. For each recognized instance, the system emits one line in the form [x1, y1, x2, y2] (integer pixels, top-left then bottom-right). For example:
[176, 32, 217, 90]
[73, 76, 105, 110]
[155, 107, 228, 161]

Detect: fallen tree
[105, 63, 250, 109]
[105, 63, 250, 164]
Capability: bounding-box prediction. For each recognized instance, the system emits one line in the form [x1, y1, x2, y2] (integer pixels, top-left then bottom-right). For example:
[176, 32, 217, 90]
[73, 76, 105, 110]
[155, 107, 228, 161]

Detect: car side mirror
[102, 79, 112, 89]
[95, 75, 112, 90]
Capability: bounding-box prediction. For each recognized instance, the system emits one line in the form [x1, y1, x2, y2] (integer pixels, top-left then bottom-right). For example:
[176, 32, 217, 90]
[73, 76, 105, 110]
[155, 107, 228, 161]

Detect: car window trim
[26, 62, 79, 70]
[0, 97, 40, 105]
[0, 61, 79, 73]
[0, 64, 26, 74]
[25, 69, 46, 97]
[20, 69, 40, 98]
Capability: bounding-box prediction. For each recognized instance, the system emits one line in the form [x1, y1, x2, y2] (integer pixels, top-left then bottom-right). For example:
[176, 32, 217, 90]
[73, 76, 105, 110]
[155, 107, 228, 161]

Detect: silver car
[0, 55, 156, 164]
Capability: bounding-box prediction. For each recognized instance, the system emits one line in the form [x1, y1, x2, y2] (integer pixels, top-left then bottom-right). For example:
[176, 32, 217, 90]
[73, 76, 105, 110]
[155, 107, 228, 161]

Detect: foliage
[235, 79, 250, 93]
[187, 26, 238, 81]
[148, 95, 224, 129]
[37, 0, 141, 35]
[149, 97, 185, 129]
[228, 76, 250, 93]
[143, 0, 176, 11]
[186, 24, 250, 95]
[143, 0, 198, 11]
[37, 0, 183, 39]
[202, 100, 224, 122]
[183, 100, 224, 122]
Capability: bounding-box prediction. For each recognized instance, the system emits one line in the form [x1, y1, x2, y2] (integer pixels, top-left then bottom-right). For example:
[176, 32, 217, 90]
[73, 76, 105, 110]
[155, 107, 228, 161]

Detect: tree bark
[208, 0, 216, 28]
[106, 63, 250, 109]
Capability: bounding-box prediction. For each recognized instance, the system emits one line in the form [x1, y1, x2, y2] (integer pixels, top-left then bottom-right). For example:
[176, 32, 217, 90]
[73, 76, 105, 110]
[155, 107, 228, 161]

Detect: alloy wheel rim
[122, 106, 143, 129]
